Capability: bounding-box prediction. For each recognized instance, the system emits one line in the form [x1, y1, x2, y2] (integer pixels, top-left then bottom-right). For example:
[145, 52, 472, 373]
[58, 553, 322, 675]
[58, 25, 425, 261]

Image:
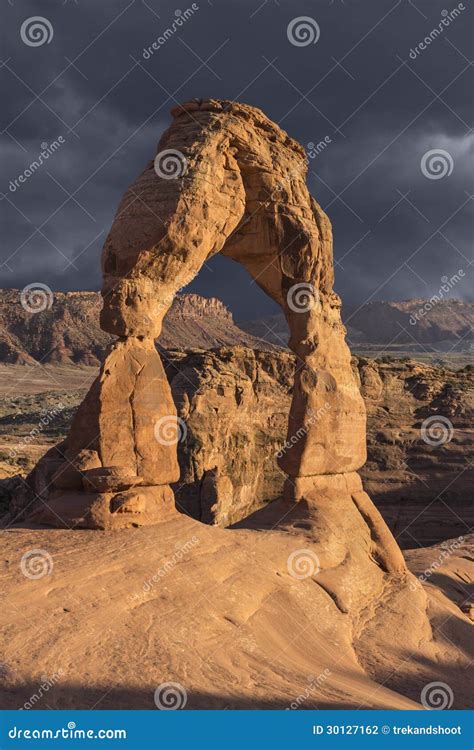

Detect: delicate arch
[24, 100, 373, 535]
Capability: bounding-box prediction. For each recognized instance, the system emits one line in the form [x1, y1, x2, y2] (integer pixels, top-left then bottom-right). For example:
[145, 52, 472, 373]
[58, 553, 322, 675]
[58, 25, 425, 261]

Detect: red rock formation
[22, 100, 400, 578]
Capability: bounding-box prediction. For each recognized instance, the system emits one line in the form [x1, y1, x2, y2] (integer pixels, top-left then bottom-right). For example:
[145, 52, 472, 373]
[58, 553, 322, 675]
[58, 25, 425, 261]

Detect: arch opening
[182, 251, 281, 325]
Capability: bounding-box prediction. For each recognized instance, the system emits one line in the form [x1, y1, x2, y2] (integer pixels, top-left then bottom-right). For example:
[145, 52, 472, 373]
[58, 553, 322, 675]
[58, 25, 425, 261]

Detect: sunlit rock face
[25, 99, 375, 541]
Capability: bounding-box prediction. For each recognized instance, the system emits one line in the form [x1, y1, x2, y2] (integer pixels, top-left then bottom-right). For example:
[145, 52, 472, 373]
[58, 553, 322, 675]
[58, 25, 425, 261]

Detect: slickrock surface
[0, 519, 472, 709]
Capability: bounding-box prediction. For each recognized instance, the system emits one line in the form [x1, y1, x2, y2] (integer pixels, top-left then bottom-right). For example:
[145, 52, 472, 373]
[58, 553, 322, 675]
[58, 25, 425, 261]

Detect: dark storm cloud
[1, 0, 473, 319]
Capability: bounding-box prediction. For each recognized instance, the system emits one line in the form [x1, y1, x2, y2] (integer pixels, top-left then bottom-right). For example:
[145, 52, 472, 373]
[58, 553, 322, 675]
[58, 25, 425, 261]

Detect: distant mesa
[0, 289, 270, 366]
[241, 298, 474, 352]
[0, 288, 472, 365]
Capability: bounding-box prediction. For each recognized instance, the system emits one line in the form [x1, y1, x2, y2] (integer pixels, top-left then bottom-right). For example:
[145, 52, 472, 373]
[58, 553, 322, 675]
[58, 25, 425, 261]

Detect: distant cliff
[1, 288, 472, 365]
[0, 289, 269, 365]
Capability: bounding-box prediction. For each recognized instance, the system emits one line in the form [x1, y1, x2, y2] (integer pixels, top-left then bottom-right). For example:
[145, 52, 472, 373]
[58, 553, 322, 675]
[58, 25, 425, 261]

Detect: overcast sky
[1, 0, 473, 319]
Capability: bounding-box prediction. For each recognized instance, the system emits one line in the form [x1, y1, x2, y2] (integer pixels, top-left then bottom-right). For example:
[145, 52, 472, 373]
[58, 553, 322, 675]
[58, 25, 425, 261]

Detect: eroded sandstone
[18, 98, 414, 632]
[22, 99, 369, 532]
[162, 348, 472, 545]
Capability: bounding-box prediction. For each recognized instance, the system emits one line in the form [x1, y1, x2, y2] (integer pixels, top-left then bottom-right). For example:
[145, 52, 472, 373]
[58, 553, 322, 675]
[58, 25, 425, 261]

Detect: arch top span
[100, 98, 334, 339]
[22, 99, 373, 536]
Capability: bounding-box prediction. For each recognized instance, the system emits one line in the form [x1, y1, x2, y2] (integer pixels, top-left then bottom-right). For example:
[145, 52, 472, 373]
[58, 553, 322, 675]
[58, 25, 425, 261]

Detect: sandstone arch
[23, 99, 405, 574]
